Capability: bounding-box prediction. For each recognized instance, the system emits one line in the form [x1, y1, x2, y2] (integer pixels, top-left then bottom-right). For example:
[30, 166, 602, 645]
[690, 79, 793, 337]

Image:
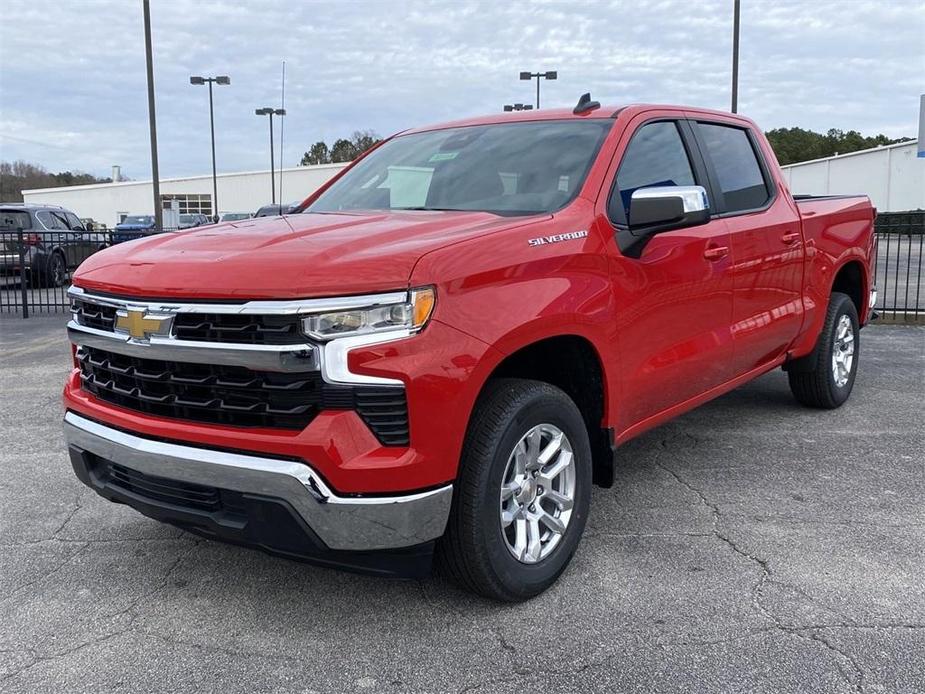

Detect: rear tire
[788, 292, 859, 409]
[438, 378, 592, 601]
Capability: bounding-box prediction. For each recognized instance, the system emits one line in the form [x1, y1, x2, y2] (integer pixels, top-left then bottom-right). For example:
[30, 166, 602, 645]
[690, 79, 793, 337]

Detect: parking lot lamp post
[190, 75, 230, 221]
[255, 108, 286, 206]
[519, 70, 557, 109]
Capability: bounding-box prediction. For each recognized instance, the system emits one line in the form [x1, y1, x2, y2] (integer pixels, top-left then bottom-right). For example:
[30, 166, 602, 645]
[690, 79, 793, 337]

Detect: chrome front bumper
[63, 412, 452, 551]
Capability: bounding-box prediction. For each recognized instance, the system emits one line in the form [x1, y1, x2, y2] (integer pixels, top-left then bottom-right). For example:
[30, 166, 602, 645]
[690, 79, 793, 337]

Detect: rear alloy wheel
[788, 291, 859, 408]
[47, 252, 67, 287]
[438, 378, 592, 601]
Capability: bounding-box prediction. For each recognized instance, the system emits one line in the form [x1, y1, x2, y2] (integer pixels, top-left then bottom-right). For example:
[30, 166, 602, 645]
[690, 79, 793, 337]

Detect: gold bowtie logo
[115, 309, 171, 341]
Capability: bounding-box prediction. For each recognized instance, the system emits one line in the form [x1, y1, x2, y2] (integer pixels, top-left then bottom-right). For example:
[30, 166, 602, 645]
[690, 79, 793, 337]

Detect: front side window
[612, 121, 695, 225]
[37, 211, 68, 230]
[696, 122, 769, 213]
[309, 120, 613, 216]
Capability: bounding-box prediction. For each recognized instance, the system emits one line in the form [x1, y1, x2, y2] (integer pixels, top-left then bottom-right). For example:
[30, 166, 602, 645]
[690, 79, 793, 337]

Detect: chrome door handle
[703, 245, 729, 261]
[781, 232, 801, 244]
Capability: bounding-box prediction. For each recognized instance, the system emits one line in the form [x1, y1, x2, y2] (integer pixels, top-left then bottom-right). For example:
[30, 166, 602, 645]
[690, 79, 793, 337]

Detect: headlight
[302, 287, 435, 341]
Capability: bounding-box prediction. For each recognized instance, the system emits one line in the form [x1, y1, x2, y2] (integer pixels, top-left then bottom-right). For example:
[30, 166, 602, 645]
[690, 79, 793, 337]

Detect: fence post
[16, 227, 28, 319]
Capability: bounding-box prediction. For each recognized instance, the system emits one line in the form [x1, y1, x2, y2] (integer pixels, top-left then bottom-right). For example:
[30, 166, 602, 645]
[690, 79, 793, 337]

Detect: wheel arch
[471, 332, 615, 488]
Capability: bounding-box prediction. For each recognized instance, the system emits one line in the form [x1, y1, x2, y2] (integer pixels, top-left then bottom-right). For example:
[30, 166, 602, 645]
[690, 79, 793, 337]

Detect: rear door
[691, 120, 804, 374]
[605, 118, 737, 429]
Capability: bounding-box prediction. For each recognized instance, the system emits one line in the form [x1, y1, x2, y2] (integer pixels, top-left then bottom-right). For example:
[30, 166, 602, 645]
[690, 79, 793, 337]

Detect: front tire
[788, 291, 859, 408]
[438, 378, 592, 601]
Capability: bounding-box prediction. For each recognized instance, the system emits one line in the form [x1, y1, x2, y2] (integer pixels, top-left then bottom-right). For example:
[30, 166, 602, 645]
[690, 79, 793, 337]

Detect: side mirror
[628, 186, 710, 234]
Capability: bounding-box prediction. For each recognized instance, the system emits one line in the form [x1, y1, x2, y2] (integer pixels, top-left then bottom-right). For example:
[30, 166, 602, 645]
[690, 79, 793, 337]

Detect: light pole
[255, 107, 286, 206]
[142, 0, 161, 230]
[731, 0, 740, 113]
[519, 70, 557, 109]
[190, 75, 230, 221]
[503, 103, 534, 112]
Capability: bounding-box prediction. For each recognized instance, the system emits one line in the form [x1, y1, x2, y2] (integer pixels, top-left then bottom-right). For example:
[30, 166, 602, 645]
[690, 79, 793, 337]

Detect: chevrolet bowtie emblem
[114, 309, 172, 341]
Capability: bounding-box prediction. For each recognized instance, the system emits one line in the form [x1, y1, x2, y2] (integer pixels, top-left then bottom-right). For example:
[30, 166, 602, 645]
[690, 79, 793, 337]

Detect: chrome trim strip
[68, 320, 318, 372]
[869, 287, 878, 310]
[69, 286, 409, 316]
[63, 412, 452, 550]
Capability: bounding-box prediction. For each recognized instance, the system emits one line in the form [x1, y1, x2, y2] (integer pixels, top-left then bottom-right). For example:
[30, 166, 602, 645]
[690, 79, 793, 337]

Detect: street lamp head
[274, 108, 286, 116]
[216, 76, 231, 85]
[519, 71, 532, 80]
[190, 76, 205, 85]
[255, 107, 273, 116]
[522, 104, 534, 110]
[544, 71, 557, 80]
[503, 105, 514, 112]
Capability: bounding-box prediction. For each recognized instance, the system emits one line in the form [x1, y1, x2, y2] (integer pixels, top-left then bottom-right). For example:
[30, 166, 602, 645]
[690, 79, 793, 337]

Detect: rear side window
[612, 121, 695, 225]
[696, 123, 770, 212]
[37, 211, 67, 229]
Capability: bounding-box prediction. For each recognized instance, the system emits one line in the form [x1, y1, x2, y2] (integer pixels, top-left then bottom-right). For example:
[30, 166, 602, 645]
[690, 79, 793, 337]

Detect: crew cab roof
[401, 103, 757, 136]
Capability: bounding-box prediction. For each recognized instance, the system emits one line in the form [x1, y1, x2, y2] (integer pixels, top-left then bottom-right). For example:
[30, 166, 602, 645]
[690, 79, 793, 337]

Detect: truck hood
[75, 210, 541, 299]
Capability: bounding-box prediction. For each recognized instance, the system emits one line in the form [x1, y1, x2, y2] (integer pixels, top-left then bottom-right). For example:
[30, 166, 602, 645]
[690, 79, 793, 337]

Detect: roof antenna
[573, 92, 600, 115]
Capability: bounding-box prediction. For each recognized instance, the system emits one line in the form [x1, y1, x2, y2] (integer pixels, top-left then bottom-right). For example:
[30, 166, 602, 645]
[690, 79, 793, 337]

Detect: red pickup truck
[63, 101, 876, 601]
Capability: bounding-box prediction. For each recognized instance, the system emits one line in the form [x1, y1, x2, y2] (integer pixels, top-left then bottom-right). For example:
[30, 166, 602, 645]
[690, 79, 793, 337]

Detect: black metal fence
[874, 211, 924, 323]
[2, 214, 924, 321]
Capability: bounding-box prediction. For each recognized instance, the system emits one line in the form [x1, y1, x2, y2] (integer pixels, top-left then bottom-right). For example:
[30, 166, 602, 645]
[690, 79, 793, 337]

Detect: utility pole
[731, 0, 740, 113]
[142, 0, 162, 229]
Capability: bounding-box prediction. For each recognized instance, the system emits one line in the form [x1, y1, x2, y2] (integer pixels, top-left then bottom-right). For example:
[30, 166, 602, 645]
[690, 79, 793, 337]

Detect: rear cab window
[695, 122, 771, 213]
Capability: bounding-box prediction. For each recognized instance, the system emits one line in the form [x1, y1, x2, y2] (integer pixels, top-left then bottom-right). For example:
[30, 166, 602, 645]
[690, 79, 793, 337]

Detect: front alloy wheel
[500, 424, 575, 564]
[439, 378, 592, 601]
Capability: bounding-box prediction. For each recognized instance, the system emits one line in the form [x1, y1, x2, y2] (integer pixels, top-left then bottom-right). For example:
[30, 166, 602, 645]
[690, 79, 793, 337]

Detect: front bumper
[63, 412, 452, 575]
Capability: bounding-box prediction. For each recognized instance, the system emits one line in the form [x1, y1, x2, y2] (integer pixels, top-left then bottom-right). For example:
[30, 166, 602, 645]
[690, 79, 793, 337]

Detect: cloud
[0, 0, 922, 179]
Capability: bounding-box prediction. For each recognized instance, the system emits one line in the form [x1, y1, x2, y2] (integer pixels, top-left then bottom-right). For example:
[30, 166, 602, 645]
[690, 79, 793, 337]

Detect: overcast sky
[1, 0, 923, 180]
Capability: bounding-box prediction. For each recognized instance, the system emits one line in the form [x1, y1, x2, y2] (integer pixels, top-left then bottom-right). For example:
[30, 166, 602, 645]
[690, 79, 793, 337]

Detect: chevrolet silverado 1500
[63, 101, 876, 600]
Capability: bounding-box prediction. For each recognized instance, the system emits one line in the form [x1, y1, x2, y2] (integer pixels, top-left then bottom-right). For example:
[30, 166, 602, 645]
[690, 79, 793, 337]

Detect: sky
[1, 0, 923, 181]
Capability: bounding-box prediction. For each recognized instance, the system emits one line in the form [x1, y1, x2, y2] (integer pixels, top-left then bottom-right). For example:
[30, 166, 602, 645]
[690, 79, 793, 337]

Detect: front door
[605, 119, 737, 431]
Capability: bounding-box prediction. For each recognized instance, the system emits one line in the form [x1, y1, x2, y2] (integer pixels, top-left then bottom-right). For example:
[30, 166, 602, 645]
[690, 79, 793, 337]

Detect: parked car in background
[179, 213, 211, 229]
[219, 212, 252, 222]
[254, 202, 301, 217]
[0, 203, 108, 287]
[112, 215, 157, 244]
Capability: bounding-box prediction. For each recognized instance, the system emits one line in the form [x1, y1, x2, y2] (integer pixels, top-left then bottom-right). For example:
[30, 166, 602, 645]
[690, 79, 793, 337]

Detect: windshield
[222, 213, 249, 221]
[308, 119, 612, 216]
[122, 215, 153, 225]
[180, 215, 195, 222]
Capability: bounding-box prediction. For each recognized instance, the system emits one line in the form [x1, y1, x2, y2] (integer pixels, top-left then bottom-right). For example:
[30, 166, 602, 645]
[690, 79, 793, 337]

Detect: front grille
[78, 346, 409, 444]
[100, 460, 246, 516]
[71, 297, 305, 346]
[172, 313, 304, 345]
[72, 299, 117, 331]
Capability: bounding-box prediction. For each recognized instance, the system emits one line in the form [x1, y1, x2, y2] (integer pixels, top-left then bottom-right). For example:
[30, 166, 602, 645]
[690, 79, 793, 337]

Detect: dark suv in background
[0, 203, 107, 287]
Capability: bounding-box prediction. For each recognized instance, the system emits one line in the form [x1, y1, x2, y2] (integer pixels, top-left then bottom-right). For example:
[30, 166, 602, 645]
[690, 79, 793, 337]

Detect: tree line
[0, 161, 114, 202]
[765, 128, 911, 166]
[300, 130, 383, 165]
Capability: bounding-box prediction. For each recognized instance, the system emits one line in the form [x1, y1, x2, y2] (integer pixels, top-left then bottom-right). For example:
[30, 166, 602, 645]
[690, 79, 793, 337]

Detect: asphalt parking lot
[0, 316, 922, 693]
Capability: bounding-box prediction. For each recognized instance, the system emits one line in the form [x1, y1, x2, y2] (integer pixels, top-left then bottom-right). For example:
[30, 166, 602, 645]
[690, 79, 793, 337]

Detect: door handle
[781, 231, 801, 244]
[703, 245, 729, 261]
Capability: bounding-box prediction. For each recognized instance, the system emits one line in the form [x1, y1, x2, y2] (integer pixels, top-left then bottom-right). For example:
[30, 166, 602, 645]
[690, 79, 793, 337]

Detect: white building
[780, 139, 922, 212]
[21, 162, 348, 228]
[21, 139, 923, 227]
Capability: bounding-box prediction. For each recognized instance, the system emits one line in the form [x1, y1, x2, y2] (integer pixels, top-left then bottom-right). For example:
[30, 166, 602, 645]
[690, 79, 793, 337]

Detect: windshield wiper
[391, 206, 469, 212]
